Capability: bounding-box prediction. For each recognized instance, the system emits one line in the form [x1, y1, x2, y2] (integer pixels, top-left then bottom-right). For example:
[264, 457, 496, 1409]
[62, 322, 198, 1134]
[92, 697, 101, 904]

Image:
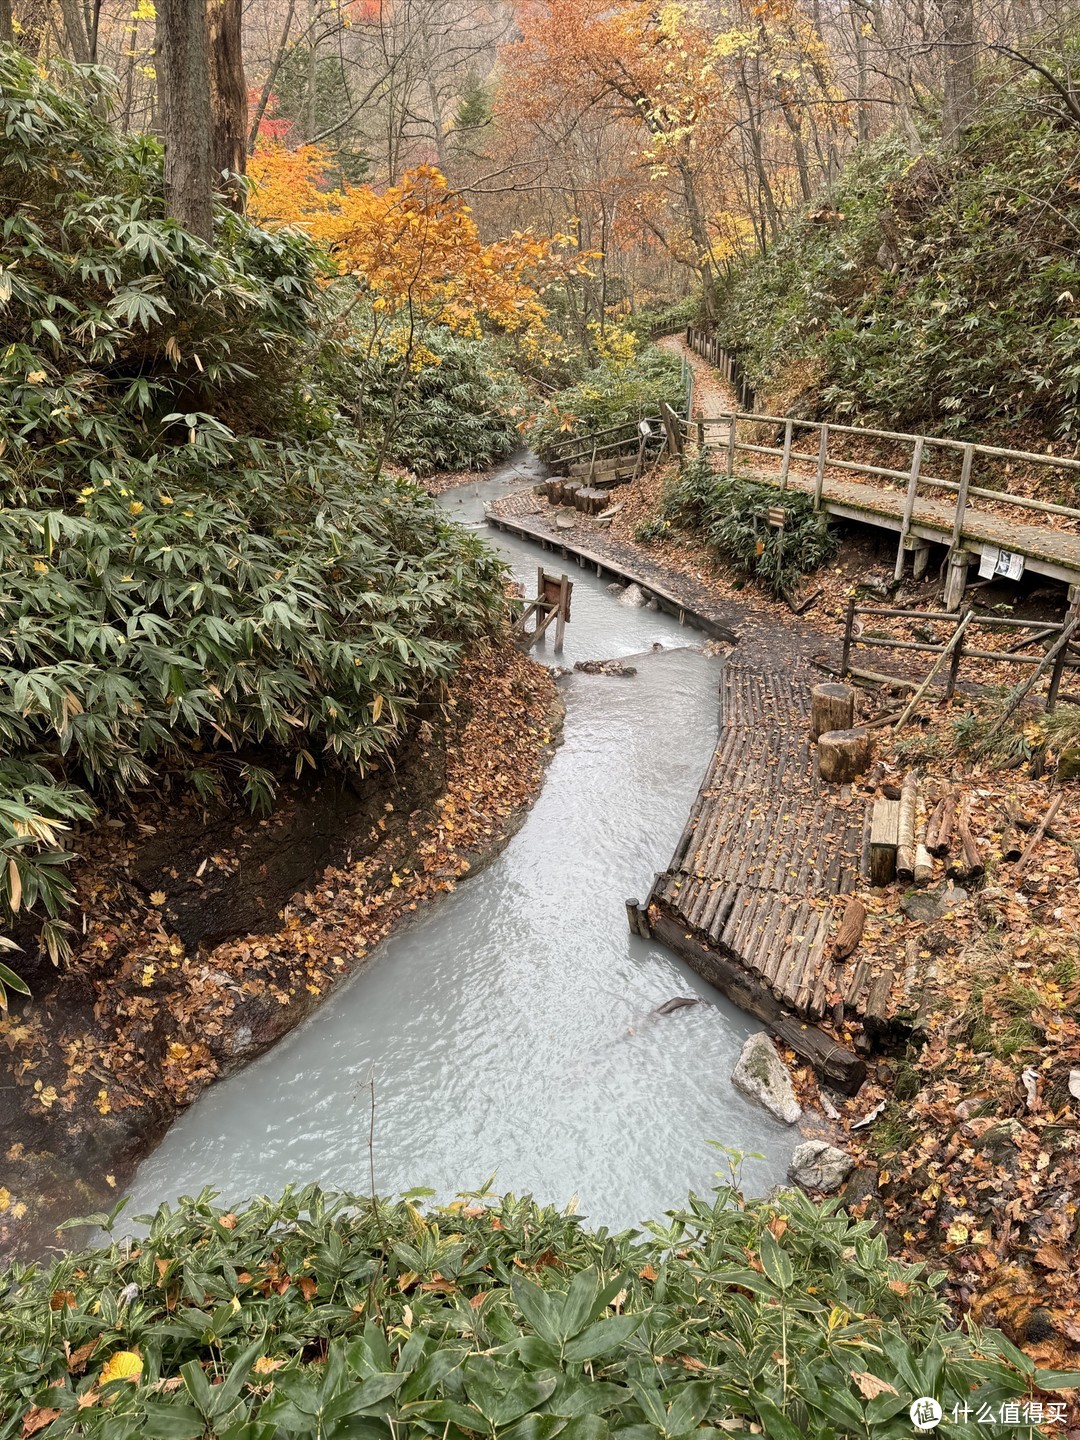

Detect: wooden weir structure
[631, 659, 872, 1094]
[513, 567, 573, 650]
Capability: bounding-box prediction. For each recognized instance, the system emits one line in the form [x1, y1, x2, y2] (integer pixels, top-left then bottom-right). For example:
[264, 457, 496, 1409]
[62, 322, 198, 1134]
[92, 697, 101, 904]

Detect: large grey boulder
[732, 1033, 802, 1125]
[789, 1140, 855, 1193]
[618, 582, 648, 608]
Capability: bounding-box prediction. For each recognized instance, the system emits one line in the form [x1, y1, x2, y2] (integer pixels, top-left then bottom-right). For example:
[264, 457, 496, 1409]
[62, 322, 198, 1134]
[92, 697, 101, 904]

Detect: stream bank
[0, 637, 562, 1262]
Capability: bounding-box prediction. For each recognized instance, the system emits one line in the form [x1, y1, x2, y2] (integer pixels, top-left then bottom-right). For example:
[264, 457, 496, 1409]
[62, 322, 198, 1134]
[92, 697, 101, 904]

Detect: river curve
[125, 453, 793, 1231]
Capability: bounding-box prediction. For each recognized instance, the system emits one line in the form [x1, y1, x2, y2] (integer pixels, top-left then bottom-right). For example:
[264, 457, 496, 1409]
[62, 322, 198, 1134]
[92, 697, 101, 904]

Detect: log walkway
[642, 657, 885, 1093]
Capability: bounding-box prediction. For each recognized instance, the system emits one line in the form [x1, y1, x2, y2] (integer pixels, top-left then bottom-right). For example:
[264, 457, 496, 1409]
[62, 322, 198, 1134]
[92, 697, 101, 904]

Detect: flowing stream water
[126, 452, 794, 1232]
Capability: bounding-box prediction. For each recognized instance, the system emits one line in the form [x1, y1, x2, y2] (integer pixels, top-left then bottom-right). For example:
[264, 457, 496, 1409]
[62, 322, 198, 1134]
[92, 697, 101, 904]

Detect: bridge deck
[752, 462, 1080, 585]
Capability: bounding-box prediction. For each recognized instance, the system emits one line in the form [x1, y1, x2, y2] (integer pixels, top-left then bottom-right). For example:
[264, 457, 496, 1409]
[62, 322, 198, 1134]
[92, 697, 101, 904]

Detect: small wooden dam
[631, 658, 882, 1095]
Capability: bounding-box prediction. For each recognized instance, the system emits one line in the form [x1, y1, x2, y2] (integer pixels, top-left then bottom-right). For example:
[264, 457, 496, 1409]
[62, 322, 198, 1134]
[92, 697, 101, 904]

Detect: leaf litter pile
[0, 639, 561, 1262]
[821, 698, 1080, 1379]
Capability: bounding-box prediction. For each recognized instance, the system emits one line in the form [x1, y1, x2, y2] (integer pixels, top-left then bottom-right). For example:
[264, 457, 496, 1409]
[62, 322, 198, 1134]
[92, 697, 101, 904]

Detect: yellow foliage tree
[248, 150, 578, 364]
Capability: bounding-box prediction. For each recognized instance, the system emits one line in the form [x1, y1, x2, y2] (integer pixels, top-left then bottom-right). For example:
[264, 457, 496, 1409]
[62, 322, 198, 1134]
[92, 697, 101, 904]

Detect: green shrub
[1, 1179, 1069, 1438]
[334, 326, 531, 474]
[528, 347, 684, 458]
[0, 52, 506, 957]
[661, 453, 838, 599]
[714, 56, 1080, 443]
[627, 294, 702, 342]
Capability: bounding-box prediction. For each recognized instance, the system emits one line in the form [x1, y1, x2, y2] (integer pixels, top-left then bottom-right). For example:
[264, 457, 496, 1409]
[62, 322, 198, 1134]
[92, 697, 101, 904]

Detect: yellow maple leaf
[254, 1356, 284, 1374]
[0, 1187, 10, 1212]
[100, 1351, 143, 1385]
[149, 891, 166, 907]
[95, 1089, 111, 1116]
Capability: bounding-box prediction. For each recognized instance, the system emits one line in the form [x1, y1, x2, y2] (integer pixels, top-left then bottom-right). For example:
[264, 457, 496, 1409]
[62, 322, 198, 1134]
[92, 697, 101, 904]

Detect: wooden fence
[841, 603, 1079, 713]
[685, 327, 755, 410]
[672, 398, 1080, 597]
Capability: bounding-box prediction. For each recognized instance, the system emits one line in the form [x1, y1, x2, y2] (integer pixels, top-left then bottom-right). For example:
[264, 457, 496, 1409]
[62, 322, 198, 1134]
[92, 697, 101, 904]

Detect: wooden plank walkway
[747, 463, 1080, 585]
[675, 331, 1080, 588]
[644, 658, 879, 1092]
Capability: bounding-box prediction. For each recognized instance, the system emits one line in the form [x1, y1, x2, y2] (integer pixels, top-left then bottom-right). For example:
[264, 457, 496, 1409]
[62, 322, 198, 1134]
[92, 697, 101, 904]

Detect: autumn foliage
[248, 149, 578, 358]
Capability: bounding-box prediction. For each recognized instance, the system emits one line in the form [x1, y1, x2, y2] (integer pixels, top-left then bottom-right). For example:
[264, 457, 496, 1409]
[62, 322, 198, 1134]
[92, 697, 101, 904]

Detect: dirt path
[656, 332, 737, 417]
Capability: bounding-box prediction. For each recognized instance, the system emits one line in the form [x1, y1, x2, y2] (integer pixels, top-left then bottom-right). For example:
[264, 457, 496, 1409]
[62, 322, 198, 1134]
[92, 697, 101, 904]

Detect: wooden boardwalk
[643, 658, 878, 1093]
[745, 464, 1080, 587]
[679, 330, 1080, 590]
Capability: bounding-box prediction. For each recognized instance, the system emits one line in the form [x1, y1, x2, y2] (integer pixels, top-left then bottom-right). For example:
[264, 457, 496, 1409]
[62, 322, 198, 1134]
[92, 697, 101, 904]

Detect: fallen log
[914, 844, 934, 887]
[948, 797, 985, 881]
[830, 897, 866, 962]
[925, 793, 955, 858]
[813, 656, 917, 692]
[896, 772, 918, 882]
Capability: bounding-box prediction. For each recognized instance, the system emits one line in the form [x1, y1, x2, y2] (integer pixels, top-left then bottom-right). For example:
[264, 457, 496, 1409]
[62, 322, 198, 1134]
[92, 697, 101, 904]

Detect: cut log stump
[810, 683, 855, 742]
[817, 728, 874, 784]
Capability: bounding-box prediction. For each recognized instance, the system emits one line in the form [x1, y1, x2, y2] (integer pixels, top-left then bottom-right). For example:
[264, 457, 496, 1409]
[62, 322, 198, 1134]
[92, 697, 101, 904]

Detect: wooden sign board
[542, 572, 572, 620]
[767, 506, 787, 530]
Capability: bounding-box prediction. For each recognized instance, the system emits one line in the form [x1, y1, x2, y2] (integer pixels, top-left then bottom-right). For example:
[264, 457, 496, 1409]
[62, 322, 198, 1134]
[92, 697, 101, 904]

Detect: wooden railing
[686, 327, 755, 410]
[675, 404, 1080, 599]
[841, 603, 1079, 713]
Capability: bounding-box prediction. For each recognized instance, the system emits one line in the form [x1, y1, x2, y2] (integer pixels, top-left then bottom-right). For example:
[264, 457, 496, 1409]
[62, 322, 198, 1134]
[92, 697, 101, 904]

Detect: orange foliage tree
[500, 0, 846, 308]
[247, 146, 584, 462]
[249, 147, 575, 349]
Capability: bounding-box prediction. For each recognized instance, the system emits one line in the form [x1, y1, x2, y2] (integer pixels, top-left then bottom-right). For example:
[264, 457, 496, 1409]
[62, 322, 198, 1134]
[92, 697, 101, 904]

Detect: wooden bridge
[683, 327, 1080, 602]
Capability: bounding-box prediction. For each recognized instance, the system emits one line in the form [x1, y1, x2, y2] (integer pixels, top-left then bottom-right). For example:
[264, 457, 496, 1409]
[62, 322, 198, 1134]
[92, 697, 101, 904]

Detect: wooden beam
[650, 910, 866, 1094]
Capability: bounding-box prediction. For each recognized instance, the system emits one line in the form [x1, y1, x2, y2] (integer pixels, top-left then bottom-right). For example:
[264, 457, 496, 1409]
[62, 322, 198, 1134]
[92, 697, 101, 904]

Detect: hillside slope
[713, 59, 1080, 455]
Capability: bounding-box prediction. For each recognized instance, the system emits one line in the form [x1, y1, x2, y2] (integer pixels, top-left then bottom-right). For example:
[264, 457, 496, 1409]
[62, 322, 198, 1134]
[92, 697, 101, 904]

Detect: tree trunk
[937, 0, 975, 149]
[55, 0, 91, 61]
[157, 0, 214, 241]
[817, 728, 874, 784]
[0, 0, 13, 45]
[208, 0, 247, 208]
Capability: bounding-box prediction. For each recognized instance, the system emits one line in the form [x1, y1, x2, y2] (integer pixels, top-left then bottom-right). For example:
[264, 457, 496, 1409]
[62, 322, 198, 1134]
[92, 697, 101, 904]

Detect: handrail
[695, 408, 1080, 475]
[841, 600, 1077, 710]
[550, 417, 649, 455]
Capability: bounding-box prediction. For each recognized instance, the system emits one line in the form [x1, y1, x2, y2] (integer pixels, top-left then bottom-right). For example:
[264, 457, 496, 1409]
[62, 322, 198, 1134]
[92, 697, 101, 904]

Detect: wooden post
[813, 424, 828, 510]
[810, 683, 855, 741]
[894, 436, 925, 582]
[869, 799, 900, 885]
[554, 574, 569, 651]
[625, 897, 643, 937]
[945, 623, 965, 701]
[695, 409, 705, 449]
[841, 595, 857, 677]
[1047, 631, 1071, 713]
[778, 417, 794, 493]
[943, 549, 972, 612]
[659, 401, 682, 457]
[726, 415, 738, 478]
[948, 443, 974, 552]
[912, 541, 931, 582]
